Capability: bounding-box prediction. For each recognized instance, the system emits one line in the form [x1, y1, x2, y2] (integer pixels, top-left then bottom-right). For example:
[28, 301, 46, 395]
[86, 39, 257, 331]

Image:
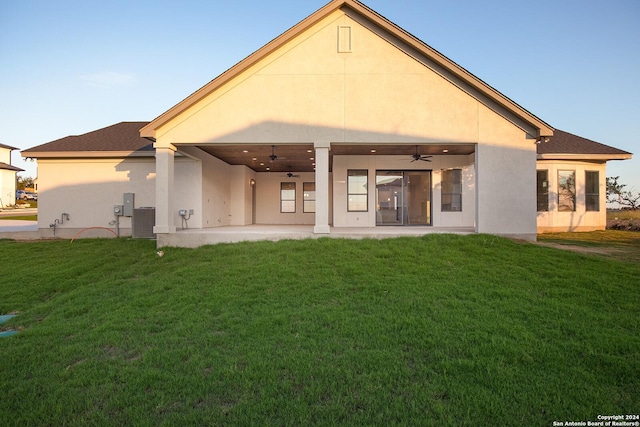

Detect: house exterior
[0, 143, 23, 208]
[536, 130, 630, 232]
[21, 0, 631, 245]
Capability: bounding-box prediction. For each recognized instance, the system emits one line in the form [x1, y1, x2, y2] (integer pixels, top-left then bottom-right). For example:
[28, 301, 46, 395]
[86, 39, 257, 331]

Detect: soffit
[196, 143, 475, 173]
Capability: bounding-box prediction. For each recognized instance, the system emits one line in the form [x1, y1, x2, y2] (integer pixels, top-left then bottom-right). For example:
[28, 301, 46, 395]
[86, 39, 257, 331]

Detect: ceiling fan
[270, 145, 287, 162]
[411, 145, 432, 162]
[284, 172, 300, 178]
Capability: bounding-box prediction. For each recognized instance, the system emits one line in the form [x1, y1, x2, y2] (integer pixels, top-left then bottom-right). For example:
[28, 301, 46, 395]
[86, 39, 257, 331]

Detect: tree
[607, 176, 640, 210]
[16, 176, 34, 191]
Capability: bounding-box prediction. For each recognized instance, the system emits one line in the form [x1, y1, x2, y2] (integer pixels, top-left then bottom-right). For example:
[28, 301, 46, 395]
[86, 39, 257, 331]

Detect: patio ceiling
[196, 143, 476, 173]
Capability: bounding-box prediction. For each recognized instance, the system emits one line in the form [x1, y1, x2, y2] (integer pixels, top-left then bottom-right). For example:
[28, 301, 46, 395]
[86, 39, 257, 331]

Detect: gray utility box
[123, 193, 135, 217]
[132, 207, 156, 239]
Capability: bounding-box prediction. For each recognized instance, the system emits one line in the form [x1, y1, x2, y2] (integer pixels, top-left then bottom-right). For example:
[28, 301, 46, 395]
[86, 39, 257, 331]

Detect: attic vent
[338, 26, 352, 53]
[132, 207, 156, 239]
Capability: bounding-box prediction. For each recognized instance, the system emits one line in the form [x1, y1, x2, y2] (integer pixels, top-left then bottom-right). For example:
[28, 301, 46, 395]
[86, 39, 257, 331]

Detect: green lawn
[0, 215, 37, 221]
[0, 235, 638, 426]
[538, 230, 640, 263]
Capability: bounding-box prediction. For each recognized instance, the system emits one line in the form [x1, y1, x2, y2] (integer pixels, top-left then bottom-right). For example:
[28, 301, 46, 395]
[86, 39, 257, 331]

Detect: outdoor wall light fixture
[250, 179, 256, 186]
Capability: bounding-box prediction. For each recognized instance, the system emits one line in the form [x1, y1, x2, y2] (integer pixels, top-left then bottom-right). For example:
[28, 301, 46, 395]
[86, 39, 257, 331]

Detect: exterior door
[376, 171, 431, 226]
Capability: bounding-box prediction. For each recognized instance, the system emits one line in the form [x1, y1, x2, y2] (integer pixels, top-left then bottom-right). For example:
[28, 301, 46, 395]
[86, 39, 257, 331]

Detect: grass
[0, 215, 37, 221]
[608, 209, 640, 220]
[0, 235, 638, 426]
[538, 230, 640, 263]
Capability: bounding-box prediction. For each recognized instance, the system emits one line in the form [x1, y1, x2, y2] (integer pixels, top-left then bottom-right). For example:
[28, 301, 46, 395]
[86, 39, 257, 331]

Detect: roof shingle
[538, 129, 632, 157]
[22, 122, 152, 155]
[0, 143, 19, 151]
[0, 162, 24, 172]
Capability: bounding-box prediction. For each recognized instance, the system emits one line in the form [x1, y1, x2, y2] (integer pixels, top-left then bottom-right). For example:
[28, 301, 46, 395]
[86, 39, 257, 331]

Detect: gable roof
[22, 122, 153, 159]
[140, 0, 553, 140]
[537, 129, 632, 161]
[0, 162, 24, 172]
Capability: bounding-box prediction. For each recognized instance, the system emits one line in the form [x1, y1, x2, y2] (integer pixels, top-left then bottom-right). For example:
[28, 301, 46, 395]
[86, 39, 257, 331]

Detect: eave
[21, 151, 156, 160]
[537, 153, 633, 161]
[0, 162, 24, 172]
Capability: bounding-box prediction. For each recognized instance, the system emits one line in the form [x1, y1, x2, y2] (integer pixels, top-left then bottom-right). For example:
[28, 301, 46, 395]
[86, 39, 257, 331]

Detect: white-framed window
[441, 169, 462, 212]
[281, 182, 296, 213]
[303, 182, 316, 213]
[347, 170, 368, 212]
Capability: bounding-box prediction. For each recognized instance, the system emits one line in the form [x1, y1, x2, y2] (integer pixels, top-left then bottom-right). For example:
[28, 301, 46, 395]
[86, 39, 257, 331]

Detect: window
[537, 170, 549, 212]
[303, 182, 316, 213]
[347, 170, 368, 211]
[558, 170, 576, 212]
[441, 169, 462, 212]
[585, 171, 600, 212]
[280, 182, 296, 213]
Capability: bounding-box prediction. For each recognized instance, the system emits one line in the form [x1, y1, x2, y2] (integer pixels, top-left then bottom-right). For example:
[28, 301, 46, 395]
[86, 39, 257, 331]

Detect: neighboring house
[22, 0, 631, 245]
[0, 143, 24, 208]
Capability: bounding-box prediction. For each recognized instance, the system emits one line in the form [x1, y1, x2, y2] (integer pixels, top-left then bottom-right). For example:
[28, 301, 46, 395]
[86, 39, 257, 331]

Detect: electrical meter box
[123, 193, 135, 217]
[114, 205, 124, 216]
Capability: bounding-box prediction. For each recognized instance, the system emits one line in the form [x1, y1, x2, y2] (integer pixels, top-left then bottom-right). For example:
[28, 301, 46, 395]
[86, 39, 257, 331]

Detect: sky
[1, 0, 639, 191]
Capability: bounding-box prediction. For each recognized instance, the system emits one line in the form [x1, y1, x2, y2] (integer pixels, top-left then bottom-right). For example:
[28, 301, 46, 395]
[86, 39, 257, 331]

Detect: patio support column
[154, 145, 177, 234]
[314, 141, 331, 234]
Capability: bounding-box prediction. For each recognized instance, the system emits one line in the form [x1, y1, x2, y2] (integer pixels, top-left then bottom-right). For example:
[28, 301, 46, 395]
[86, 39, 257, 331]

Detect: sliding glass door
[376, 171, 431, 226]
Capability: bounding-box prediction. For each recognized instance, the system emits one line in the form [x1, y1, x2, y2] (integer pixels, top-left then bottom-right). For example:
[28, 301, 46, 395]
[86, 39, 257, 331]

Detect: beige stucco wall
[536, 160, 607, 232]
[174, 152, 203, 229]
[0, 147, 11, 164]
[173, 149, 326, 227]
[475, 105, 537, 239]
[255, 172, 325, 225]
[1, 169, 17, 207]
[151, 8, 537, 236]
[1, 147, 17, 207]
[332, 154, 476, 228]
[36, 158, 156, 234]
[177, 146, 260, 229]
[153, 11, 488, 146]
[229, 166, 256, 226]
